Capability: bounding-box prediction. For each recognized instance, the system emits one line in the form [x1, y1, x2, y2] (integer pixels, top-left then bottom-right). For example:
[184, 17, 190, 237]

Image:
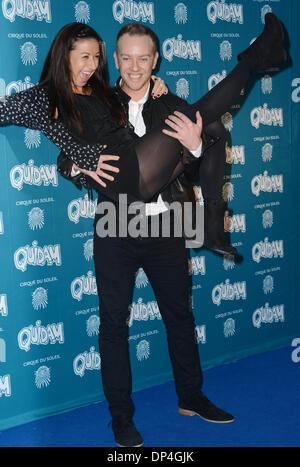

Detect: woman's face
[69, 38, 100, 93]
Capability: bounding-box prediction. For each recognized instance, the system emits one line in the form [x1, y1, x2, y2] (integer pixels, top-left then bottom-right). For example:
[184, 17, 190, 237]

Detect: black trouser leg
[94, 232, 138, 419]
[142, 235, 203, 400]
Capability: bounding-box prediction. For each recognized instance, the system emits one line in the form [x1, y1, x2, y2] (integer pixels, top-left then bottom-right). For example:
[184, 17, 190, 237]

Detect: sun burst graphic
[28, 207, 44, 230]
[24, 129, 41, 149]
[136, 339, 150, 361]
[20, 42, 37, 65]
[174, 3, 187, 24]
[35, 366, 51, 389]
[75, 1, 90, 23]
[135, 268, 149, 288]
[86, 315, 100, 337]
[32, 287, 48, 310]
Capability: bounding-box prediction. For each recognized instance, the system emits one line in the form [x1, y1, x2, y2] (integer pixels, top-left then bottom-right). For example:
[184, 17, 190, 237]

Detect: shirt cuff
[189, 140, 202, 158]
[71, 167, 81, 177]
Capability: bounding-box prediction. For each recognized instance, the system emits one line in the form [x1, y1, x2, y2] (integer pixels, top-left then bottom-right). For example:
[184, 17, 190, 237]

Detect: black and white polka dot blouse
[0, 85, 104, 171]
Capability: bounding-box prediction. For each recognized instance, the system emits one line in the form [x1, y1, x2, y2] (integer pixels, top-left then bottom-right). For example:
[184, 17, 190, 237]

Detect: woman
[1, 16, 286, 212]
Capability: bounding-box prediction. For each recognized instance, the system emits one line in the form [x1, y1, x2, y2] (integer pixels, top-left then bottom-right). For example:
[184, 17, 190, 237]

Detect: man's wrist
[189, 139, 202, 158]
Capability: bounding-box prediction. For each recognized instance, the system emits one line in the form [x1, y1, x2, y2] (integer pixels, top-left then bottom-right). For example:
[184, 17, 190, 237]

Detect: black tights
[199, 119, 227, 199]
[135, 59, 249, 201]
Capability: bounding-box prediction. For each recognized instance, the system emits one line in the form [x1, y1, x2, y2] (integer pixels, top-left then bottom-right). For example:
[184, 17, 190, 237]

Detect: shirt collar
[118, 78, 150, 105]
[132, 84, 150, 105]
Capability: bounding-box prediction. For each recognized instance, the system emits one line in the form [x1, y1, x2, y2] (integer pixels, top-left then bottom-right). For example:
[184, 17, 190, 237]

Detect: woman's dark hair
[39, 22, 125, 130]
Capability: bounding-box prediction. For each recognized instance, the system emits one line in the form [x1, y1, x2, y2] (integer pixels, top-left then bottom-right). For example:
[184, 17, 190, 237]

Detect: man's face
[114, 33, 159, 100]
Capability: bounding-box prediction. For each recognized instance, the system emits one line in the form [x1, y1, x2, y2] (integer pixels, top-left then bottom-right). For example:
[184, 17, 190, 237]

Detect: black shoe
[203, 198, 237, 259]
[112, 416, 144, 447]
[238, 13, 287, 73]
[178, 393, 234, 423]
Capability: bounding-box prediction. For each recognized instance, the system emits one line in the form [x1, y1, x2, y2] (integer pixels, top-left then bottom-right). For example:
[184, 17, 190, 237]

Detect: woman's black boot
[204, 198, 237, 259]
[238, 13, 287, 73]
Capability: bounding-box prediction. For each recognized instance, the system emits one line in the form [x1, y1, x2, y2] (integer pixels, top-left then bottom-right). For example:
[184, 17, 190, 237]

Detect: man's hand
[162, 110, 202, 151]
[75, 153, 120, 188]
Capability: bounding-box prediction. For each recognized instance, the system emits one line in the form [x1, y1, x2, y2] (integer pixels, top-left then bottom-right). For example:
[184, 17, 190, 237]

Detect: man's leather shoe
[112, 416, 144, 447]
[178, 393, 234, 423]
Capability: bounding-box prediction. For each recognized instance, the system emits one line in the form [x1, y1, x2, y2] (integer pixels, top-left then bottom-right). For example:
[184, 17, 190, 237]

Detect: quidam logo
[0, 294, 8, 316]
[73, 347, 101, 377]
[195, 325, 206, 344]
[2, 0, 52, 23]
[0, 76, 34, 96]
[207, 0, 243, 24]
[208, 70, 227, 90]
[252, 238, 284, 263]
[189, 255, 206, 276]
[71, 271, 97, 302]
[0, 374, 11, 397]
[226, 144, 245, 165]
[68, 194, 97, 224]
[10, 160, 58, 191]
[252, 303, 284, 329]
[18, 320, 64, 352]
[251, 171, 283, 197]
[14, 240, 62, 272]
[0, 338, 6, 363]
[224, 213, 246, 233]
[212, 279, 247, 306]
[250, 104, 283, 129]
[261, 5, 272, 23]
[112, 0, 154, 24]
[162, 35, 201, 62]
[128, 298, 162, 327]
[14, 241, 62, 272]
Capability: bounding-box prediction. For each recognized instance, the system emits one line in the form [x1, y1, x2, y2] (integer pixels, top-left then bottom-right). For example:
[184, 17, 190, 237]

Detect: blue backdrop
[0, 0, 299, 430]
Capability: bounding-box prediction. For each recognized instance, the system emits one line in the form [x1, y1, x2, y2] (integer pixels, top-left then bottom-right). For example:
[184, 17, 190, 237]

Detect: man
[58, 22, 234, 447]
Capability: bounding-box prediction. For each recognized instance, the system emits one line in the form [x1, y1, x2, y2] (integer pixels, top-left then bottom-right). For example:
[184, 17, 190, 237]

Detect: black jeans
[93, 213, 203, 418]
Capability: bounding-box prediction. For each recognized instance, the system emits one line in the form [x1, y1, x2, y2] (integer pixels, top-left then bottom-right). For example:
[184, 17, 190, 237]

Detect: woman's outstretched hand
[74, 153, 120, 188]
[162, 110, 203, 152]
